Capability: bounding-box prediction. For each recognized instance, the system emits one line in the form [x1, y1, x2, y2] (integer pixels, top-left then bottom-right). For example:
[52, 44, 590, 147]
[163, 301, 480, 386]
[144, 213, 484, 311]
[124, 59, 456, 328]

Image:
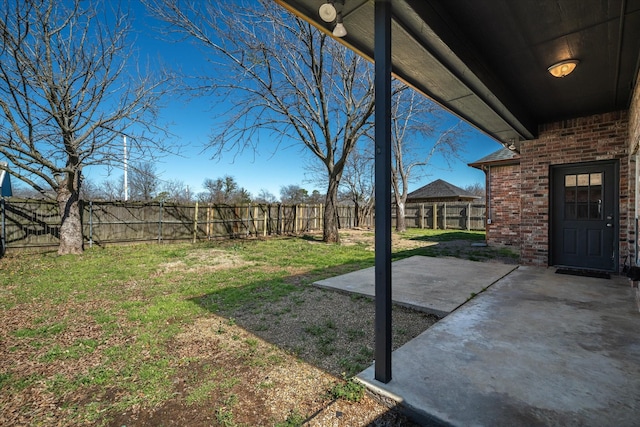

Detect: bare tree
[280, 185, 309, 205]
[0, 0, 171, 254]
[10, 182, 51, 199]
[129, 162, 159, 201]
[390, 84, 467, 232]
[98, 178, 124, 201]
[464, 182, 486, 198]
[146, 0, 375, 243]
[199, 175, 250, 204]
[79, 179, 100, 200]
[307, 190, 324, 205]
[158, 179, 192, 203]
[254, 189, 278, 204]
[340, 144, 375, 228]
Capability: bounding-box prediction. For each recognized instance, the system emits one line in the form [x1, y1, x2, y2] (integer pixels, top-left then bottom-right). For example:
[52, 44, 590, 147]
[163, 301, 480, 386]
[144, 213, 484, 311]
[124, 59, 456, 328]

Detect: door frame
[549, 160, 619, 272]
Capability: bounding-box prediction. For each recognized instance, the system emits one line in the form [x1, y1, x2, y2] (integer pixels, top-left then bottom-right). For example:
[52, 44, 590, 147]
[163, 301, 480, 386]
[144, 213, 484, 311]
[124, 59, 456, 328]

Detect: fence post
[443, 202, 447, 230]
[370, 205, 374, 229]
[206, 205, 210, 239]
[209, 204, 222, 239]
[294, 204, 298, 234]
[252, 205, 257, 236]
[432, 203, 437, 229]
[1, 198, 5, 256]
[158, 201, 163, 243]
[88, 201, 93, 248]
[467, 202, 471, 231]
[314, 204, 318, 230]
[419, 203, 424, 229]
[263, 205, 268, 236]
[247, 204, 251, 236]
[193, 202, 198, 243]
[244, 204, 248, 236]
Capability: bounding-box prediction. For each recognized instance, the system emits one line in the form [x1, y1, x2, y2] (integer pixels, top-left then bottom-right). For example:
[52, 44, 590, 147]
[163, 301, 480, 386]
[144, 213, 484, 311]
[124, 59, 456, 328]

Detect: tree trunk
[323, 177, 341, 243]
[57, 173, 84, 255]
[396, 200, 407, 232]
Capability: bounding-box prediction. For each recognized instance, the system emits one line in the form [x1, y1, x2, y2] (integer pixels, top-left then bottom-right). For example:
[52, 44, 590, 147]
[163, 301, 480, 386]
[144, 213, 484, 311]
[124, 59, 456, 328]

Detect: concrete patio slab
[357, 266, 640, 426]
[314, 256, 517, 317]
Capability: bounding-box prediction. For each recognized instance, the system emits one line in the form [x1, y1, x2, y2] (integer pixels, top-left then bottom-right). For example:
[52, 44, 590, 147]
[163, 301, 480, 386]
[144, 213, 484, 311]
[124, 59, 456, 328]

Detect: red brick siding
[486, 163, 521, 247]
[630, 72, 640, 153]
[519, 111, 630, 268]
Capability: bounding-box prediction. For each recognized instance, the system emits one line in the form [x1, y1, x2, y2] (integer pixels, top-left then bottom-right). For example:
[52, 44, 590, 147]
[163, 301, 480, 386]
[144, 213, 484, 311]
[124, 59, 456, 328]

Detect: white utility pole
[123, 135, 129, 201]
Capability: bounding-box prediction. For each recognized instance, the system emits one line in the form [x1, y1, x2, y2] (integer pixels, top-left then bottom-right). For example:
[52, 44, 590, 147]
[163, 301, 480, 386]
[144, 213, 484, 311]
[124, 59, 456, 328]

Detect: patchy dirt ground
[106, 314, 423, 427]
[0, 230, 518, 426]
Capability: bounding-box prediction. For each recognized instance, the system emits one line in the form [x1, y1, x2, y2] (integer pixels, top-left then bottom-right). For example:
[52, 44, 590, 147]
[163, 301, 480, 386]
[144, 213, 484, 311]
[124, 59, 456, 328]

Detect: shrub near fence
[0, 199, 485, 252]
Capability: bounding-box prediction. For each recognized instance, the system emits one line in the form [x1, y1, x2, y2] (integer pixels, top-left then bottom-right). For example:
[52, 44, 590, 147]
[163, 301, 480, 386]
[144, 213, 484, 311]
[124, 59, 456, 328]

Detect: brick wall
[630, 72, 640, 153]
[519, 110, 630, 268]
[486, 163, 521, 247]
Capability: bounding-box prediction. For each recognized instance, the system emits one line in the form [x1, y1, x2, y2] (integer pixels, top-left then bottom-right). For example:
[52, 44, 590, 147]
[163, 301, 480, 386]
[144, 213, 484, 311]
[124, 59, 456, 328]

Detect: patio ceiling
[275, 0, 640, 149]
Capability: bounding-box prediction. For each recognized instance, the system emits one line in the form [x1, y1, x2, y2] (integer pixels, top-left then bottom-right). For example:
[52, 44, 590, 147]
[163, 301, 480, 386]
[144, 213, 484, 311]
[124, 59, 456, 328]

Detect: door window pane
[564, 172, 603, 220]
[589, 173, 602, 219]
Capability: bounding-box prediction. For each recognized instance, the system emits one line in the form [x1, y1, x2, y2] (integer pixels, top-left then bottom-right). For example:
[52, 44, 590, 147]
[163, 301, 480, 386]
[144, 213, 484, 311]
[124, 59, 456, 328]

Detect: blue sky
[82, 1, 502, 199]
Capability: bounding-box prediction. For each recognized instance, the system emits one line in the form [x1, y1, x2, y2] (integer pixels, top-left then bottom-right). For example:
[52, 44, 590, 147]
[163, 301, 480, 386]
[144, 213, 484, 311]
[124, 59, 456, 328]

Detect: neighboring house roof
[407, 179, 480, 202]
[0, 162, 12, 197]
[468, 148, 521, 169]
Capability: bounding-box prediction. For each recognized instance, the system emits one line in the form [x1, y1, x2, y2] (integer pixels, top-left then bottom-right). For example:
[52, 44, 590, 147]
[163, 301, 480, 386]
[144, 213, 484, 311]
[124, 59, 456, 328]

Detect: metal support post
[374, 0, 392, 384]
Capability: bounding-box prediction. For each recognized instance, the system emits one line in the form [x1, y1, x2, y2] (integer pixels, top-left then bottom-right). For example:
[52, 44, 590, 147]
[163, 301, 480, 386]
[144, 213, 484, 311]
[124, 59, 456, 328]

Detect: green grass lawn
[0, 229, 516, 426]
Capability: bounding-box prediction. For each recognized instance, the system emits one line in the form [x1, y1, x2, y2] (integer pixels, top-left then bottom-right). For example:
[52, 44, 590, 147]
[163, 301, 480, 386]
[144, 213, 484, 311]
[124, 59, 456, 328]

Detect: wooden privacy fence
[402, 202, 486, 231]
[0, 199, 485, 251]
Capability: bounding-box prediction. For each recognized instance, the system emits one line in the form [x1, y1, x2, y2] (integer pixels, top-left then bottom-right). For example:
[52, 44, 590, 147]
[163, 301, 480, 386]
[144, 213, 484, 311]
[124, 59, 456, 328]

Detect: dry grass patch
[155, 249, 254, 275]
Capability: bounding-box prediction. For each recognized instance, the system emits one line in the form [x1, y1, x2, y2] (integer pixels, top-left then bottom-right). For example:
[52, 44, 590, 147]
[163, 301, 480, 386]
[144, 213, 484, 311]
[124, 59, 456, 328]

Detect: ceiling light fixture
[547, 59, 579, 78]
[319, 2, 337, 23]
[332, 12, 347, 37]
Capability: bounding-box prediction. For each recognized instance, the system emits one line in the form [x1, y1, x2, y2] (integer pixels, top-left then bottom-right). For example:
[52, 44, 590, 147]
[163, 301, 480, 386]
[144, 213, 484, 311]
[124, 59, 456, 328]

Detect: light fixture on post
[319, 1, 347, 38]
[319, 1, 337, 22]
[547, 59, 579, 78]
[332, 12, 347, 37]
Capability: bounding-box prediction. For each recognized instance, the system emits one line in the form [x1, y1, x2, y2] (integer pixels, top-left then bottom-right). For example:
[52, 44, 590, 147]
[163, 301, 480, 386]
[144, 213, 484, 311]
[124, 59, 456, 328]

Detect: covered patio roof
[275, 0, 640, 150]
[274, 0, 640, 386]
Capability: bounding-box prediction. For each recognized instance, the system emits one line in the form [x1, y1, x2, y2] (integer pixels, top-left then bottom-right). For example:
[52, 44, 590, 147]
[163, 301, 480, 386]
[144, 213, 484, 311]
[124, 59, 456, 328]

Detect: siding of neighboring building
[519, 110, 630, 267]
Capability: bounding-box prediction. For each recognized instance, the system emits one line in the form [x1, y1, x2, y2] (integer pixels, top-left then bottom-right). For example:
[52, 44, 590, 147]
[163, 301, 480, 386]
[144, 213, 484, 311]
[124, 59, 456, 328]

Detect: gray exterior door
[551, 161, 618, 271]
